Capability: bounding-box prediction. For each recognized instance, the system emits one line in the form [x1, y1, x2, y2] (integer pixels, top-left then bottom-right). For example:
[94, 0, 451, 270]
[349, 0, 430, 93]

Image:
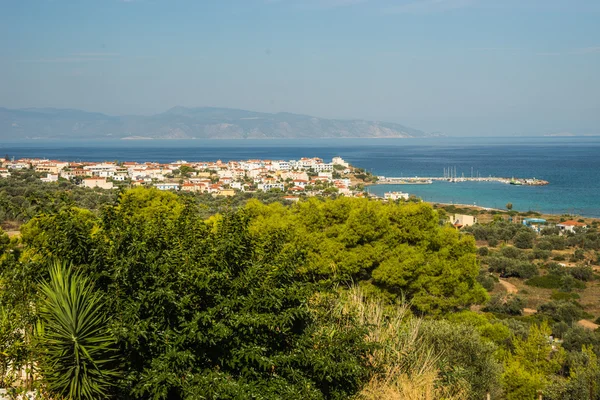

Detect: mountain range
[0, 106, 433, 140]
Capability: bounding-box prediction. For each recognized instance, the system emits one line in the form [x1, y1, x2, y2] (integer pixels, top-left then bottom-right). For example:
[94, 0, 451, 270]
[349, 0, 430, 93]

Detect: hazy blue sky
[1, 0, 599, 136]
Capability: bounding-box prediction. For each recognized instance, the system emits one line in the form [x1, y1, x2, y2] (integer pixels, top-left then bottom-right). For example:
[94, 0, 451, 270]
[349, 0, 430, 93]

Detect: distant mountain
[0, 106, 432, 140]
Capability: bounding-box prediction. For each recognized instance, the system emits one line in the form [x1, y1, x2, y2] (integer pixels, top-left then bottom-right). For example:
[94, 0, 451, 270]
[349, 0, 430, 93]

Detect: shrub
[514, 231, 535, 249]
[488, 257, 538, 279]
[537, 300, 588, 324]
[417, 320, 502, 400]
[476, 271, 496, 291]
[561, 275, 586, 291]
[536, 240, 554, 251]
[547, 262, 567, 275]
[546, 236, 567, 250]
[562, 326, 600, 353]
[483, 294, 525, 316]
[478, 247, 489, 257]
[532, 247, 551, 260]
[488, 238, 499, 247]
[550, 291, 580, 301]
[553, 254, 566, 261]
[572, 249, 585, 262]
[541, 227, 561, 236]
[568, 266, 594, 281]
[552, 321, 570, 339]
[501, 246, 525, 260]
[525, 274, 562, 289]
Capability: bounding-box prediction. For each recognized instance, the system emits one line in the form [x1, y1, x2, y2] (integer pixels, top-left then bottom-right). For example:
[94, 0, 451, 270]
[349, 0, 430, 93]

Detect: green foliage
[477, 246, 489, 256]
[248, 198, 487, 314]
[537, 300, 589, 325]
[36, 261, 117, 399]
[476, 270, 496, 291]
[0, 306, 27, 388]
[561, 326, 600, 354]
[446, 311, 511, 346]
[502, 323, 566, 400]
[27, 194, 372, 399]
[465, 221, 530, 244]
[550, 347, 600, 400]
[11, 187, 600, 398]
[532, 247, 551, 260]
[502, 360, 545, 400]
[514, 231, 536, 249]
[572, 248, 585, 262]
[488, 256, 538, 279]
[483, 294, 525, 316]
[568, 265, 594, 281]
[417, 320, 502, 400]
[525, 273, 584, 290]
[0, 169, 117, 226]
[550, 291, 580, 301]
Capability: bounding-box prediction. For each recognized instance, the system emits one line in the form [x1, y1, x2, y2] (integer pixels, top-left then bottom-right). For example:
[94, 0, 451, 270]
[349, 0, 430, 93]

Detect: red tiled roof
[558, 220, 587, 227]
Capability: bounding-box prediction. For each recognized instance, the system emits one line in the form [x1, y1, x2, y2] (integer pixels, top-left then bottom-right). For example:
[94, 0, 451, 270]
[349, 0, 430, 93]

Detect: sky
[1, 0, 599, 136]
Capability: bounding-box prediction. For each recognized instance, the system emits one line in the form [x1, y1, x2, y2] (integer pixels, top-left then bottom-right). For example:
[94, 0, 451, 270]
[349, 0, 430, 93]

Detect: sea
[1, 136, 599, 217]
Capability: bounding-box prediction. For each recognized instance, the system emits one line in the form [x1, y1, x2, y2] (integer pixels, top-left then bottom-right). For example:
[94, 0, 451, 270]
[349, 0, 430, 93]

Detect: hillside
[0, 106, 431, 140]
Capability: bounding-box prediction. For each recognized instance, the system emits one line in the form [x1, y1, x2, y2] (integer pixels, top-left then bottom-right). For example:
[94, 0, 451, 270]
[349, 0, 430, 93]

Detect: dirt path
[578, 320, 600, 330]
[498, 278, 596, 327]
[499, 279, 518, 294]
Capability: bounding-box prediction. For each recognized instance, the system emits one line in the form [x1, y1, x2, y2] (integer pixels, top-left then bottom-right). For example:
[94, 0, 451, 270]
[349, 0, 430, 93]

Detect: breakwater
[376, 176, 549, 186]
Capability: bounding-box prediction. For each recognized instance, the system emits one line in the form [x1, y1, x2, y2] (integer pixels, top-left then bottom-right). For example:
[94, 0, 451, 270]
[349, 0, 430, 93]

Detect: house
[155, 183, 180, 191]
[83, 177, 114, 190]
[0, 168, 10, 178]
[292, 179, 308, 188]
[41, 174, 59, 183]
[384, 192, 409, 201]
[332, 157, 349, 168]
[181, 183, 201, 192]
[60, 168, 87, 179]
[216, 189, 235, 197]
[450, 214, 477, 229]
[258, 182, 285, 191]
[557, 220, 587, 233]
[35, 164, 60, 174]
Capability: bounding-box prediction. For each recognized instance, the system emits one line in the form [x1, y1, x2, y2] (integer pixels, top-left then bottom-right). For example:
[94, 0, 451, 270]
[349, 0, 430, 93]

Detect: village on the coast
[0, 156, 376, 200]
[0, 156, 550, 202]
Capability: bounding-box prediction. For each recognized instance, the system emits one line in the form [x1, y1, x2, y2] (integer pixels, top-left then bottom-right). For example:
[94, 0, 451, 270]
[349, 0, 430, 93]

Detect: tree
[36, 261, 117, 400]
[506, 203, 513, 211]
[502, 322, 565, 399]
[514, 231, 536, 249]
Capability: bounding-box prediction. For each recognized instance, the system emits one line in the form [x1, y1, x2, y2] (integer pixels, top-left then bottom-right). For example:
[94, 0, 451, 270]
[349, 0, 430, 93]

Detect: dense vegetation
[1, 184, 600, 399]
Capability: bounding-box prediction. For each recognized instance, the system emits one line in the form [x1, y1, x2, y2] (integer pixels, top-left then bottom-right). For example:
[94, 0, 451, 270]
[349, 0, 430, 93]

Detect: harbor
[377, 167, 549, 186]
[376, 176, 549, 186]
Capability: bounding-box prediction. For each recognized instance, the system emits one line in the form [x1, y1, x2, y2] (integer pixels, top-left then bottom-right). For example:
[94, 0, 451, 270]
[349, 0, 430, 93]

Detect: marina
[376, 176, 549, 186]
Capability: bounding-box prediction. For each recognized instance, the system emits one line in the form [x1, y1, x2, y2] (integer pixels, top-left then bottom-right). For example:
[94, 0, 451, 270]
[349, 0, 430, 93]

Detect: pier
[376, 176, 549, 186]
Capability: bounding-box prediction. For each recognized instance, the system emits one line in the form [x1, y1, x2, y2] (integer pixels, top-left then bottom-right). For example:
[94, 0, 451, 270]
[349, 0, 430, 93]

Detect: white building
[83, 177, 114, 190]
[384, 192, 409, 201]
[155, 183, 180, 191]
[84, 163, 117, 177]
[332, 157, 349, 168]
[557, 220, 588, 233]
[258, 182, 285, 191]
[41, 174, 59, 183]
[450, 214, 478, 228]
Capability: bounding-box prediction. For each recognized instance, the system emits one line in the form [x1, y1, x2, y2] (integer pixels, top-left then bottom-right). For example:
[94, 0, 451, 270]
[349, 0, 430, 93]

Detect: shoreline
[426, 201, 600, 223]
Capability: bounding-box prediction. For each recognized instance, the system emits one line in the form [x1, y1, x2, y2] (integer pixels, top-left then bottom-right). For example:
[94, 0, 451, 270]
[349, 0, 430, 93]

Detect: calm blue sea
[1, 137, 599, 217]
